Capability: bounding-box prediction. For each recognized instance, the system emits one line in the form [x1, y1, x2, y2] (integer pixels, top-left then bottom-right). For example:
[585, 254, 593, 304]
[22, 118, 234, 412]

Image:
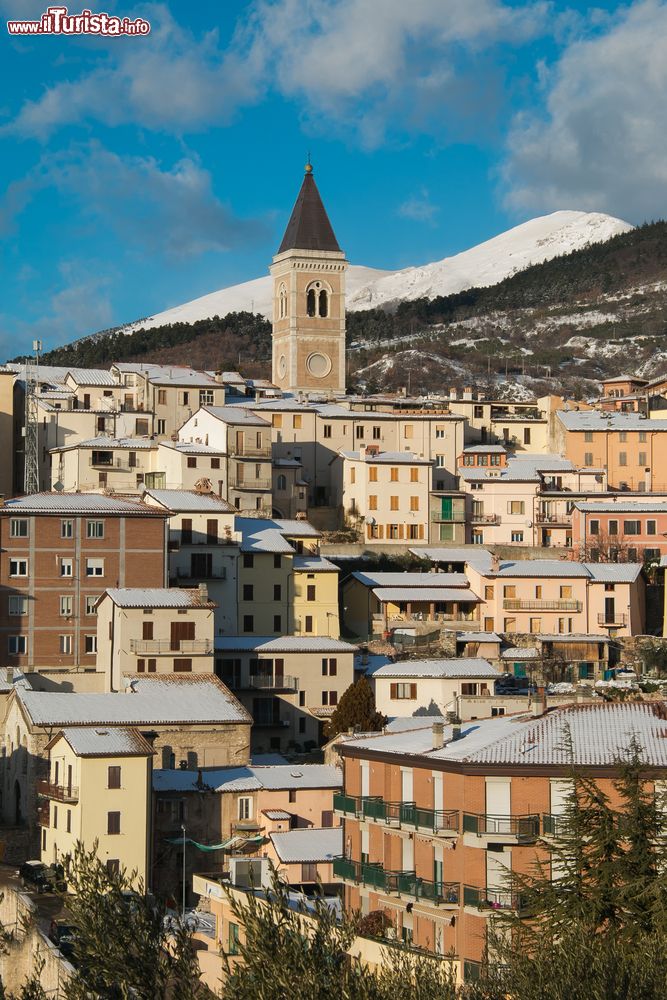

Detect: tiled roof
[409, 548, 494, 572]
[278, 169, 341, 254]
[215, 636, 358, 653]
[58, 726, 153, 757]
[501, 646, 540, 660]
[292, 555, 339, 573]
[152, 763, 342, 793]
[65, 370, 117, 386]
[340, 450, 432, 465]
[143, 489, 236, 513]
[373, 586, 479, 603]
[203, 405, 270, 426]
[457, 631, 502, 643]
[495, 560, 590, 578]
[270, 827, 343, 864]
[0, 667, 31, 693]
[462, 445, 508, 453]
[558, 411, 667, 431]
[584, 563, 643, 583]
[73, 437, 156, 450]
[574, 501, 667, 513]
[275, 519, 321, 537]
[351, 571, 468, 588]
[103, 588, 215, 609]
[19, 676, 250, 726]
[0, 493, 163, 516]
[161, 441, 225, 455]
[372, 658, 499, 679]
[263, 809, 292, 820]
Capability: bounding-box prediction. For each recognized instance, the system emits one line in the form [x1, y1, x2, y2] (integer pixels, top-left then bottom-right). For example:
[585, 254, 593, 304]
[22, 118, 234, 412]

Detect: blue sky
[1, 0, 665, 358]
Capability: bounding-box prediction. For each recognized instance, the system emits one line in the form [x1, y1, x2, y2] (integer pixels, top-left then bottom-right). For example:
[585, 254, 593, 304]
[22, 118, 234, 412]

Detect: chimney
[645, 467, 651, 490]
[358, 444, 367, 460]
[360, 645, 369, 666]
[432, 721, 445, 750]
[463, 387, 473, 400]
[489, 553, 500, 573]
[451, 724, 462, 741]
[198, 582, 208, 603]
[6, 666, 13, 685]
[449, 387, 458, 400]
[532, 685, 547, 718]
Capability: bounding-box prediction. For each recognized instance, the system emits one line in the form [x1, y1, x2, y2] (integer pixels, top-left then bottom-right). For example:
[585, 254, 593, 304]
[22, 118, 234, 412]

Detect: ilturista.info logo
[7, 6, 151, 35]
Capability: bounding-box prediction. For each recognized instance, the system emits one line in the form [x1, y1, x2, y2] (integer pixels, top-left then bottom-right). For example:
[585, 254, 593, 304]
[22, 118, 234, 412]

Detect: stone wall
[0, 886, 72, 997]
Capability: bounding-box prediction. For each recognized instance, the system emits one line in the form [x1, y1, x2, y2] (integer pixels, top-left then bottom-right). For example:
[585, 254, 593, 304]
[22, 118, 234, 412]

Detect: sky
[1, 0, 666, 358]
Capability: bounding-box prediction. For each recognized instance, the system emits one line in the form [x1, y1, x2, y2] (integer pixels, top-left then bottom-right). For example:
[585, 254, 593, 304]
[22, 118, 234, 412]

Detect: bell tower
[271, 163, 347, 395]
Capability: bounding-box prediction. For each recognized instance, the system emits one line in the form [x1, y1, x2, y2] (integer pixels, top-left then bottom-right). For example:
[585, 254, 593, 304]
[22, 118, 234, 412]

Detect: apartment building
[370, 658, 501, 719]
[178, 406, 273, 512]
[51, 437, 158, 493]
[571, 500, 667, 560]
[0, 493, 167, 676]
[3, 674, 252, 844]
[110, 363, 225, 440]
[96, 587, 216, 691]
[154, 441, 228, 494]
[152, 762, 342, 905]
[0, 369, 14, 499]
[447, 391, 564, 452]
[214, 635, 357, 750]
[554, 410, 667, 491]
[39, 726, 153, 885]
[334, 703, 667, 982]
[338, 447, 432, 544]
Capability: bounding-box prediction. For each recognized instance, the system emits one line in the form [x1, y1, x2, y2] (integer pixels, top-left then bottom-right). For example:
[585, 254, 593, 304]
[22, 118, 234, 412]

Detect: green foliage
[638, 638, 667, 676]
[325, 676, 387, 739]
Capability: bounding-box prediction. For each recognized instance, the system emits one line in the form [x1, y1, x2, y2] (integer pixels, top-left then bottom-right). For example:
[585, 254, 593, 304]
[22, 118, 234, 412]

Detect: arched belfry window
[278, 283, 288, 320]
[306, 280, 331, 319]
[306, 288, 316, 317]
[318, 290, 328, 317]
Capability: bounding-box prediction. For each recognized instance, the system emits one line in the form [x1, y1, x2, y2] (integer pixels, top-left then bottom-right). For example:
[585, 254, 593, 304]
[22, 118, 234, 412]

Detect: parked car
[48, 919, 78, 961]
[19, 860, 65, 893]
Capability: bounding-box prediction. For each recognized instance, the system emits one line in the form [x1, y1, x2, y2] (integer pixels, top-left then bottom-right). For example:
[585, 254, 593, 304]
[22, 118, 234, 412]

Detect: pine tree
[324, 677, 387, 739]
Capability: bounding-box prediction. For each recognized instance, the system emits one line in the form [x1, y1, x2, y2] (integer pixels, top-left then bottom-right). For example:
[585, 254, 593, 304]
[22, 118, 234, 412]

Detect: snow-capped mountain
[116, 210, 631, 333]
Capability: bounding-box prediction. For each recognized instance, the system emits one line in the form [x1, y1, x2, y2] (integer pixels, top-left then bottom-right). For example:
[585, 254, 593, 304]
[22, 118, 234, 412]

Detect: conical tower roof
[278, 165, 341, 254]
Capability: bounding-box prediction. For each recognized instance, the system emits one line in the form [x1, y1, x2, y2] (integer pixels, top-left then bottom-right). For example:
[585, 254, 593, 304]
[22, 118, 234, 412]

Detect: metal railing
[228, 445, 272, 458]
[36, 780, 79, 803]
[463, 885, 518, 911]
[129, 639, 212, 655]
[542, 813, 567, 836]
[229, 674, 299, 692]
[229, 478, 272, 491]
[597, 613, 628, 627]
[333, 794, 459, 834]
[536, 512, 571, 524]
[470, 513, 499, 524]
[333, 858, 460, 905]
[503, 599, 582, 612]
[462, 813, 540, 840]
[430, 511, 466, 523]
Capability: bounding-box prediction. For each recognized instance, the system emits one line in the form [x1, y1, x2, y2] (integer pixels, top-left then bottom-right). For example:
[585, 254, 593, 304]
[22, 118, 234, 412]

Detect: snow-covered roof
[340, 450, 432, 465]
[373, 587, 479, 603]
[351, 571, 468, 588]
[372, 658, 499, 679]
[500, 646, 540, 660]
[65, 369, 117, 386]
[457, 631, 502, 644]
[103, 588, 215, 609]
[0, 667, 31, 693]
[65, 437, 156, 450]
[585, 563, 643, 583]
[215, 636, 357, 653]
[19, 676, 250, 727]
[342, 702, 667, 769]
[292, 555, 338, 573]
[574, 501, 667, 513]
[152, 763, 341, 793]
[143, 489, 235, 513]
[270, 827, 343, 864]
[203, 405, 270, 426]
[236, 516, 320, 554]
[409, 547, 494, 572]
[56, 726, 153, 757]
[558, 411, 667, 432]
[494, 560, 590, 578]
[462, 444, 507, 454]
[0, 493, 163, 516]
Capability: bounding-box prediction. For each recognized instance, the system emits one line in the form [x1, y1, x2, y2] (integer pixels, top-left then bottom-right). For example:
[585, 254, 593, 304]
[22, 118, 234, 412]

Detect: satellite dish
[365, 515, 376, 526]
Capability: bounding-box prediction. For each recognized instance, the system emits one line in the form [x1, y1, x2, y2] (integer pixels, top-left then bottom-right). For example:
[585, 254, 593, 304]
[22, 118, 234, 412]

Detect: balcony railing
[229, 445, 272, 458]
[333, 858, 460, 905]
[470, 513, 499, 524]
[253, 717, 290, 728]
[430, 511, 466, 523]
[129, 639, 212, 655]
[399, 802, 459, 833]
[463, 885, 518, 911]
[228, 674, 299, 693]
[36, 780, 79, 803]
[503, 599, 582, 612]
[536, 512, 571, 524]
[597, 613, 628, 627]
[229, 478, 272, 491]
[542, 813, 567, 837]
[333, 794, 459, 834]
[462, 813, 540, 840]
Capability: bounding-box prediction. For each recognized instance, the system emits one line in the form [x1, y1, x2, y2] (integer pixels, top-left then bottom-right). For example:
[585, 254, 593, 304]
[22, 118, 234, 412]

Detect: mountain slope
[114, 211, 630, 333]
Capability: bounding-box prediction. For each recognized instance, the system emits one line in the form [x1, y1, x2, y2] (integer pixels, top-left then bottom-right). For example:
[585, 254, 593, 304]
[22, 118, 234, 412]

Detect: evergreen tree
[324, 677, 387, 739]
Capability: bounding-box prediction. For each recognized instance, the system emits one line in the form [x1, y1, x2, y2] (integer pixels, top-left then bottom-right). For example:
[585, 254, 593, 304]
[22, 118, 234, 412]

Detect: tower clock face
[278, 355, 287, 379]
[306, 351, 332, 378]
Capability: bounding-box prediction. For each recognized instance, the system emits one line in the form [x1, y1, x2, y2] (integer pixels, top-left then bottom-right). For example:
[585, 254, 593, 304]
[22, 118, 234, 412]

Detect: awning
[164, 834, 266, 852]
[372, 587, 480, 603]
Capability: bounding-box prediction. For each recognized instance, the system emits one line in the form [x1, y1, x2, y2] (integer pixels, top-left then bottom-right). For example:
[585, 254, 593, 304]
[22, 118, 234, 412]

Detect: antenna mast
[23, 339, 41, 495]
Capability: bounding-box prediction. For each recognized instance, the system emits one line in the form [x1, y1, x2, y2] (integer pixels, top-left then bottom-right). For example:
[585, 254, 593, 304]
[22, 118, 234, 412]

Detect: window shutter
[378, 525, 384, 539]
[418, 524, 424, 539]
[390, 683, 398, 699]
[410, 683, 417, 699]
[398, 524, 404, 539]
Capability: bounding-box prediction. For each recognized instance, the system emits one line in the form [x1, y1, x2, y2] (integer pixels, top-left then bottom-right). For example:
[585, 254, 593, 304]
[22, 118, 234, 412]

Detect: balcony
[463, 812, 539, 845]
[597, 612, 628, 627]
[502, 599, 582, 612]
[229, 674, 299, 693]
[333, 794, 459, 836]
[463, 885, 520, 912]
[399, 802, 459, 836]
[536, 512, 571, 525]
[37, 803, 50, 827]
[229, 478, 272, 491]
[430, 511, 466, 523]
[333, 858, 460, 907]
[36, 780, 79, 804]
[541, 813, 566, 837]
[228, 444, 272, 459]
[129, 639, 213, 655]
[253, 716, 290, 728]
[470, 513, 499, 524]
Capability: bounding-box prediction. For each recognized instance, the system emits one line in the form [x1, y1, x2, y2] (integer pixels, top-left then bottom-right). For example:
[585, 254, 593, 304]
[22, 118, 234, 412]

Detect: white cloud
[503, 0, 667, 223]
[398, 187, 439, 224]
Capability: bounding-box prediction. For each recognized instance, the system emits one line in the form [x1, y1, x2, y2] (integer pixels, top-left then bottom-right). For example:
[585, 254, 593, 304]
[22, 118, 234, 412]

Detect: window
[243, 615, 254, 632]
[323, 424, 331, 439]
[639, 431, 647, 442]
[107, 812, 121, 835]
[619, 431, 627, 443]
[507, 501, 525, 515]
[173, 658, 192, 672]
[390, 682, 417, 700]
[530, 618, 541, 633]
[624, 520, 640, 535]
[619, 452, 627, 467]
[368, 466, 377, 482]
[273, 614, 281, 631]
[474, 405, 484, 419]
[410, 468, 419, 483]
[272, 414, 282, 429]
[108, 766, 121, 789]
[435, 427, 445, 439]
[157, 389, 167, 405]
[511, 531, 524, 542]
[243, 554, 254, 569]
[304, 615, 313, 633]
[589, 520, 599, 536]
[8, 595, 27, 616]
[637, 450, 648, 466]
[66, 809, 71, 833]
[484, 585, 494, 600]
[238, 796, 253, 821]
[85, 635, 97, 654]
[86, 520, 104, 538]
[408, 496, 419, 512]
[390, 467, 399, 482]
[368, 495, 377, 510]
[372, 426, 381, 439]
[349, 467, 356, 485]
[60, 635, 73, 655]
[273, 555, 281, 569]
[301, 862, 318, 881]
[404, 425, 413, 439]
[60, 596, 73, 617]
[187, 456, 197, 469]
[61, 519, 73, 538]
[307, 585, 316, 601]
[647, 520, 657, 535]
[472, 530, 484, 544]
[608, 520, 618, 536]
[560, 585, 573, 598]
[8, 636, 26, 654]
[53, 806, 58, 829]
[584, 431, 593, 443]
[322, 658, 337, 676]
[228, 923, 240, 956]
[86, 559, 104, 577]
[503, 585, 516, 598]
[523, 428, 531, 445]
[243, 584, 254, 601]
[272, 583, 282, 602]
[299, 691, 306, 707]
[584, 452, 593, 466]
[390, 496, 399, 510]
[9, 558, 28, 577]
[200, 389, 214, 406]
[535, 586, 542, 599]
[10, 519, 28, 538]
[180, 392, 190, 407]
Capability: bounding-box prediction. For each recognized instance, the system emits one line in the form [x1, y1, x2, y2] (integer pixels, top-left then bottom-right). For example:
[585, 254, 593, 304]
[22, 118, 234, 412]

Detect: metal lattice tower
[23, 340, 41, 495]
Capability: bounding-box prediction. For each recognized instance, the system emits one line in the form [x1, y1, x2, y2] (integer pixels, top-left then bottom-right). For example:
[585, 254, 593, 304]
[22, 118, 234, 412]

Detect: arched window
[318, 290, 328, 317]
[278, 283, 287, 319]
[306, 289, 316, 317]
[277, 474, 287, 491]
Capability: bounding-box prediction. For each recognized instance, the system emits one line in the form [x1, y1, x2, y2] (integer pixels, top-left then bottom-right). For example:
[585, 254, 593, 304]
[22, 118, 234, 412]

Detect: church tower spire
[271, 164, 347, 395]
